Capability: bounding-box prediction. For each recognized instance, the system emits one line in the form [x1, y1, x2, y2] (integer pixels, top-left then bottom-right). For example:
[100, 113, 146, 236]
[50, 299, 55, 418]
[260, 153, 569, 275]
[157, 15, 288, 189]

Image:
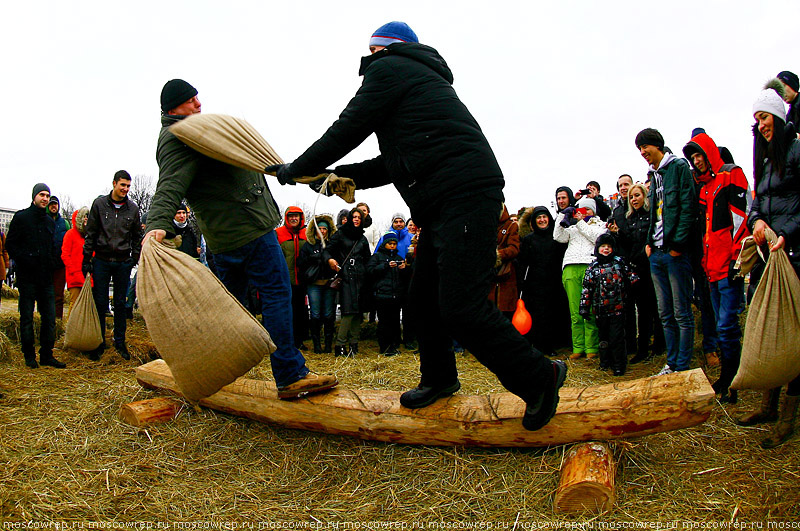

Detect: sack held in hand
[138, 238, 276, 401]
[63, 274, 103, 352]
[732, 228, 800, 390]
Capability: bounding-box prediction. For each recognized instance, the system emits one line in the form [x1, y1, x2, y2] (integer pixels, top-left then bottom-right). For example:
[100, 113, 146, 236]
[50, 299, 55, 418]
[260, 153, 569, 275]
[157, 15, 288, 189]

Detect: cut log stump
[119, 397, 182, 427]
[135, 360, 714, 447]
[554, 442, 615, 513]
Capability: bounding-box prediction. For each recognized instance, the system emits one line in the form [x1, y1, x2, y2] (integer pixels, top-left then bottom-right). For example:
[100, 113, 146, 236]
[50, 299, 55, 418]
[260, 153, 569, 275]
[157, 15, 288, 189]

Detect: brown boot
[736, 388, 780, 426]
[277, 371, 339, 399]
[761, 394, 799, 449]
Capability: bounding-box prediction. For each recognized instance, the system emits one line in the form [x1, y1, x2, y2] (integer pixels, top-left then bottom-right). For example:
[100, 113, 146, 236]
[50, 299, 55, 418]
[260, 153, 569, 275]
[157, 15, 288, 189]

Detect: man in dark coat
[6, 183, 66, 368]
[777, 71, 800, 135]
[172, 203, 200, 259]
[267, 21, 566, 431]
[48, 195, 70, 319]
[83, 170, 142, 361]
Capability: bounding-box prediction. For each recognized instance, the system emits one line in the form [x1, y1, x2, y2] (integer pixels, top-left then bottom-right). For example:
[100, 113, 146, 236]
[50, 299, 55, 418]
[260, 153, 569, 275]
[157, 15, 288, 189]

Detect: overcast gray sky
[1, 0, 795, 228]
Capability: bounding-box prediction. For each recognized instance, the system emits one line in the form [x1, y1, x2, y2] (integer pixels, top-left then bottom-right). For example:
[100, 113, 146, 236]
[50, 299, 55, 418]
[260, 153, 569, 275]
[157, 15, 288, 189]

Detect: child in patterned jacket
[580, 233, 638, 376]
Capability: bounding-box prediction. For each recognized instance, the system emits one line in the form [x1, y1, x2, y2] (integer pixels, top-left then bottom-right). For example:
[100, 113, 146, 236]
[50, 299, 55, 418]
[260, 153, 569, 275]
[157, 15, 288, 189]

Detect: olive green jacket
[149, 115, 281, 254]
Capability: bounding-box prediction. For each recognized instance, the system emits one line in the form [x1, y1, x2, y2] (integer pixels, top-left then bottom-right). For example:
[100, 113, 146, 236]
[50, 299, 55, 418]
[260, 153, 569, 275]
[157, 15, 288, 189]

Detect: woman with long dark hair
[736, 80, 800, 448]
[324, 207, 371, 357]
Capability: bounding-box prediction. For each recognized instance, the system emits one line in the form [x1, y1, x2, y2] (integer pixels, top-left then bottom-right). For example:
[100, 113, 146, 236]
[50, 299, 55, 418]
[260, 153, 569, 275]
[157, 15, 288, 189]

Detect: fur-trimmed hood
[306, 213, 336, 245]
[519, 206, 554, 239]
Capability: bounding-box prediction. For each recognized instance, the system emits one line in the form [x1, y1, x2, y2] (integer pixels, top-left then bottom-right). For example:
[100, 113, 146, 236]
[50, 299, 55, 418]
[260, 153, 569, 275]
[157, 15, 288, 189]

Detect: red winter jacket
[683, 132, 751, 283]
[62, 208, 92, 289]
[275, 206, 307, 285]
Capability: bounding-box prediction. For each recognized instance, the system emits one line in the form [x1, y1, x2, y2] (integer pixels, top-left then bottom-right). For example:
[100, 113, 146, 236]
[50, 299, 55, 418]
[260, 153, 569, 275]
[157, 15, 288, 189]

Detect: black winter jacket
[367, 245, 408, 302]
[173, 221, 200, 258]
[291, 42, 504, 227]
[748, 126, 800, 270]
[615, 206, 651, 274]
[6, 204, 57, 283]
[323, 222, 371, 314]
[518, 206, 566, 300]
[84, 193, 142, 264]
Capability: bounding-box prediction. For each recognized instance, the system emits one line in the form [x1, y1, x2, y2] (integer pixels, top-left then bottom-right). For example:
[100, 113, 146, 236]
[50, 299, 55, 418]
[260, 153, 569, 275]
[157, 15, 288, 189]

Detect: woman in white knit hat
[736, 79, 800, 448]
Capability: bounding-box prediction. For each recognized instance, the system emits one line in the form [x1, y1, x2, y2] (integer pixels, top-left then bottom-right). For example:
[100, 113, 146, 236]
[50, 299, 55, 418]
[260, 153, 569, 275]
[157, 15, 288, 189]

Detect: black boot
[309, 318, 323, 354]
[400, 379, 461, 409]
[39, 353, 66, 369]
[712, 355, 739, 402]
[324, 318, 335, 353]
[23, 351, 39, 369]
[348, 343, 359, 357]
[334, 344, 348, 357]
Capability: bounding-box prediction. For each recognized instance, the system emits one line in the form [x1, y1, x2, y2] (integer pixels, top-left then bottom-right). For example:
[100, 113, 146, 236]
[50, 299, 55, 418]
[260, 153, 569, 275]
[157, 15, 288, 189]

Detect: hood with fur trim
[683, 132, 725, 184]
[306, 214, 336, 245]
[518, 206, 554, 239]
[73, 206, 90, 235]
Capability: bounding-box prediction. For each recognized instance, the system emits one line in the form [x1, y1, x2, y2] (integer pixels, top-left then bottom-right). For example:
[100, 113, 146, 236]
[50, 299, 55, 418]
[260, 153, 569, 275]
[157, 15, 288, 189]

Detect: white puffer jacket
[553, 214, 607, 269]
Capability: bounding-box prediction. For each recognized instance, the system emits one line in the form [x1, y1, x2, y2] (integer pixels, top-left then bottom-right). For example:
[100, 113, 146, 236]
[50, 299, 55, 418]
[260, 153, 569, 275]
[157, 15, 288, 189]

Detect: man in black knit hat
[266, 21, 567, 431]
[7, 183, 66, 369]
[777, 71, 800, 136]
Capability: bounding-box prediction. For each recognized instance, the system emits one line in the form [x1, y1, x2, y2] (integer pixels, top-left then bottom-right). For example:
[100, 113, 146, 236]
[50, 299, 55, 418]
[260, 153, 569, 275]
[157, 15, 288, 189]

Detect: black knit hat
[48, 195, 60, 206]
[635, 128, 665, 150]
[778, 71, 799, 93]
[32, 183, 50, 200]
[161, 79, 198, 113]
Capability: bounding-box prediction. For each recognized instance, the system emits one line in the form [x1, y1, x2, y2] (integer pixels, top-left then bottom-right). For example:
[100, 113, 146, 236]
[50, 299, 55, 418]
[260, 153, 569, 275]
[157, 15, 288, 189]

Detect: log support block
[554, 442, 615, 513]
[119, 397, 182, 427]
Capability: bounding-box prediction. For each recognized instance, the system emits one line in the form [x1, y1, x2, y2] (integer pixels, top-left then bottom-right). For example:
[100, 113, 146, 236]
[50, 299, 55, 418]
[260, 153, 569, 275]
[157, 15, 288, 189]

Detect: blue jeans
[307, 284, 336, 320]
[709, 277, 744, 364]
[212, 231, 308, 387]
[649, 249, 695, 371]
[92, 259, 133, 346]
[126, 271, 137, 310]
[18, 277, 55, 358]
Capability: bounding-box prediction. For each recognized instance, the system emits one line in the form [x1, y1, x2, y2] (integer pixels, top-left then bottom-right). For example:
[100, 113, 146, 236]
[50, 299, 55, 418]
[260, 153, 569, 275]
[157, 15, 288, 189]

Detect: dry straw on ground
[1, 311, 798, 524]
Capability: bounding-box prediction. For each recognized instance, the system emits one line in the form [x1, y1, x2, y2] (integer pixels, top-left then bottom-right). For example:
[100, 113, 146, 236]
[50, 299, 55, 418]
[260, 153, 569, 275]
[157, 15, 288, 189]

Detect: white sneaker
[656, 364, 674, 376]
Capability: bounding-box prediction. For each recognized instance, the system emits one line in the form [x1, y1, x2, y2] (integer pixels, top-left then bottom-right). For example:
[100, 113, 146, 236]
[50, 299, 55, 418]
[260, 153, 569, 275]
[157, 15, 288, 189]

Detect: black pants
[92, 258, 132, 347]
[409, 194, 551, 403]
[631, 271, 664, 355]
[291, 284, 309, 347]
[597, 313, 626, 371]
[376, 298, 402, 352]
[18, 276, 55, 359]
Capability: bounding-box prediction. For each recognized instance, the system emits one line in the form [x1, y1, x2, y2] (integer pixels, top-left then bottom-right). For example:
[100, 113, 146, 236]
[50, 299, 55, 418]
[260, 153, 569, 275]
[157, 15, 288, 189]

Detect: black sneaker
[522, 360, 567, 431]
[115, 343, 130, 360]
[400, 380, 461, 409]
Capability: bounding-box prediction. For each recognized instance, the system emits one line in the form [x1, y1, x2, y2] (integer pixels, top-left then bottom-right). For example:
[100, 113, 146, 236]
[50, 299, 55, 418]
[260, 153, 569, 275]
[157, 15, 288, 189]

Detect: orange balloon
[512, 299, 532, 335]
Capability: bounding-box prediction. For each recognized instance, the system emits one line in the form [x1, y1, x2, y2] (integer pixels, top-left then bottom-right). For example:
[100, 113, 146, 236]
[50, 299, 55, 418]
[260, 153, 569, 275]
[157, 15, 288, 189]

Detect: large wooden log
[119, 397, 182, 427]
[135, 360, 714, 447]
[554, 442, 615, 513]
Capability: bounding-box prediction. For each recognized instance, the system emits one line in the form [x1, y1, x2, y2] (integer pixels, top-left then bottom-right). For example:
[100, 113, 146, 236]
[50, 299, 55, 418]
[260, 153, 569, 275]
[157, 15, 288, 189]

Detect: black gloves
[82, 260, 93, 275]
[265, 164, 298, 186]
[560, 207, 576, 228]
[728, 260, 739, 282]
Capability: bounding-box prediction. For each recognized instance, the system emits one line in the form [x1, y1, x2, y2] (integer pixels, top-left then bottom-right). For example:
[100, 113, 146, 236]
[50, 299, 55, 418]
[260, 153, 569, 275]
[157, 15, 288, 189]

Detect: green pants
[562, 264, 599, 354]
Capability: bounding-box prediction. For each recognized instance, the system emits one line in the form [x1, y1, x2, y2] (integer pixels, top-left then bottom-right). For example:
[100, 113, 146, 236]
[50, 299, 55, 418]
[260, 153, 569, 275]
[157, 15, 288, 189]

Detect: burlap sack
[63, 274, 103, 351]
[732, 229, 800, 390]
[138, 238, 276, 401]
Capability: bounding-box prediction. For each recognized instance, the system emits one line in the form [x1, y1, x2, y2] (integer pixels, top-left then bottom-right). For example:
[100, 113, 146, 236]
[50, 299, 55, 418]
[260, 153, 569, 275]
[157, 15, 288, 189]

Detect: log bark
[135, 360, 714, 447]
[554, 442, 615, 513]
[119, 397, 182, 427]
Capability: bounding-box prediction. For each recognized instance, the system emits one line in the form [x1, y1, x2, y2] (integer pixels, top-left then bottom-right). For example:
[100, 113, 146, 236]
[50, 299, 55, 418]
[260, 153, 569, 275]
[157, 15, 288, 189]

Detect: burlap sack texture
[168, 113, 356, 203]
[63, 274, 103, 352]
[137, 238, 276, 401]
[732, 229, 800, 390]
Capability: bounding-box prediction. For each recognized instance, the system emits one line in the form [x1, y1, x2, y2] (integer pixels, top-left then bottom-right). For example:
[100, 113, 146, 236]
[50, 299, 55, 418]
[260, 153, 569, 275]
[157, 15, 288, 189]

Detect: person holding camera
[574, 181, 612, 221]
[554, 197, 607, 359]
[367, 231, 409, 356]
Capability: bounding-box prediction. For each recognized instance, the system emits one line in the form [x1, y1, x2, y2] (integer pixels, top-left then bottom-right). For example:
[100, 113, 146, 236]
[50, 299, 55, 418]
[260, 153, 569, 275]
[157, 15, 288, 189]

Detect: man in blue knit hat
[267, 21, 567, 432]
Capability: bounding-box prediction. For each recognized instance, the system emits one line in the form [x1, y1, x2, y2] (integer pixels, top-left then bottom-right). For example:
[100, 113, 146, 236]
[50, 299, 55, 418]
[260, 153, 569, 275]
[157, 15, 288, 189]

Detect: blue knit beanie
[369, 22, 418, 47]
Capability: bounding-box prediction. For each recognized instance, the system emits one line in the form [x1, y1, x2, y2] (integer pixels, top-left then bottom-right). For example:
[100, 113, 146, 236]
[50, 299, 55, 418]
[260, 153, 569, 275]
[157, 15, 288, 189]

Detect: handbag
[327, 238, 360, 291]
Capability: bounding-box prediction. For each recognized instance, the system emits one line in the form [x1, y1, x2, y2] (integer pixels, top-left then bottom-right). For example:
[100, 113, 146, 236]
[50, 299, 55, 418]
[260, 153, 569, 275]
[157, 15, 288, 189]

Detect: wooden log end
[119, 397, 182, 427]
[554, 442, 616, 514]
